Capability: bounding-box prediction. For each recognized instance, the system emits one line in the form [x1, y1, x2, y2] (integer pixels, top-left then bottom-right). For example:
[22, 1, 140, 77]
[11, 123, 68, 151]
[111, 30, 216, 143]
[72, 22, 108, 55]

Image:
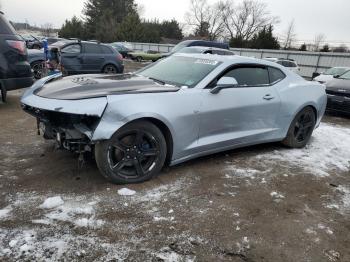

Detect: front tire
[95, 121, 167, 184]
[282, 106, 316, 148]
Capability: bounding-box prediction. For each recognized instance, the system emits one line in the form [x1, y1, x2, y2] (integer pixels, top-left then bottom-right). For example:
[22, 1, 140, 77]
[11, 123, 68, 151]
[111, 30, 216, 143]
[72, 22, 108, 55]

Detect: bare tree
[41, 23, 54, 37]
[282, 20, 296, 49]
[185, 0, 226, 41]
[221, 0, 278, 42]
[313, 33, 326, 51]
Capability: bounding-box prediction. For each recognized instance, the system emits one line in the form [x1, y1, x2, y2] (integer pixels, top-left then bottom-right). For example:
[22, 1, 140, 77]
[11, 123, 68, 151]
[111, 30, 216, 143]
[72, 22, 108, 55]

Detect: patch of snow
[39, 196, 64, 209]
[327, 186, 350, 215]
[270, 192, 285, 199]
[118, 188, 136, 196]
[256, 123, 350, 177]
[153, 216, 175, 222]
[225, 167, 264, 179]
[74, 217, 105, 228]
[0, 206, 12, 220]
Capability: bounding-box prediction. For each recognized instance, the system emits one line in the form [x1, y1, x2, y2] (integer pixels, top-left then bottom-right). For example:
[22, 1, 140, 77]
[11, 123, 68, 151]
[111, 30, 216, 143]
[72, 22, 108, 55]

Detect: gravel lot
[0, 61, 350, 262]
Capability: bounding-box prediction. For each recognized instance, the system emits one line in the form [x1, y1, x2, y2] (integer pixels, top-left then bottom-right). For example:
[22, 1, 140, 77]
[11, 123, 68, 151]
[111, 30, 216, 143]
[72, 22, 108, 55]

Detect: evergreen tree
[59, 16, 86, 40]
[160, 20, 183, 40]
[320, 44, 330, 52]
[299, 43, 307, 51]
[83, 0, 138, 40]
[249, 25, 280, 49]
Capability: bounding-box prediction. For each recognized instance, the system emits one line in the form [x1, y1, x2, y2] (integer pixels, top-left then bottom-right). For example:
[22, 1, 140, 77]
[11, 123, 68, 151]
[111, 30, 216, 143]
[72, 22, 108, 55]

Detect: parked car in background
[178, 46, 235, 56]
[0, 11, 33, 102]
[263, 58, 300, 74]
[21, 53, 326, 184]
[162, 40, 230, 58]
[313, 67, 350, 84]
[109, 42, 132, 58]
[22, 34, 43, 49]
[129, 50, 163, 62]
[326, 70, 350, 114]
[27, 49, 46, 79]
[43, 37, 66, 45]
[59, 41, 124, 75]
[172, 40, 230, 53]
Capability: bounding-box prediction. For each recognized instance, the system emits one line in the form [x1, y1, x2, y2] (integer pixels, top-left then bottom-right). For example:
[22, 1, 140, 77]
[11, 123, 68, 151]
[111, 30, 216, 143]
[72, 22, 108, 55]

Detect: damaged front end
[21, 73, 108, 154]
[22, 104, 101, 153]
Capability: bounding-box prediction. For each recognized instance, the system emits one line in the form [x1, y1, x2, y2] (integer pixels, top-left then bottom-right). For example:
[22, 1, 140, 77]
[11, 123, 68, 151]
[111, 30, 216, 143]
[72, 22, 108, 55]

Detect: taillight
[117, 53, 123, 61]
[6, 40, 27, 55]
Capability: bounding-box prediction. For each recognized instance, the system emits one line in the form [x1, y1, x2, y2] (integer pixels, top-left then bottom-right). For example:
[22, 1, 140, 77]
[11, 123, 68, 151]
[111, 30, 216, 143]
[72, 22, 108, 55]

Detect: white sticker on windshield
[194, 59, 219, 66]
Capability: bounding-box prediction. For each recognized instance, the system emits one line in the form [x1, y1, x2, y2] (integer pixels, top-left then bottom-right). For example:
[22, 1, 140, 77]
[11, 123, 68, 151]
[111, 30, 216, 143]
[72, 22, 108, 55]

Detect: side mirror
[210, 77, 238, 94]
[333, 74, 340, 78]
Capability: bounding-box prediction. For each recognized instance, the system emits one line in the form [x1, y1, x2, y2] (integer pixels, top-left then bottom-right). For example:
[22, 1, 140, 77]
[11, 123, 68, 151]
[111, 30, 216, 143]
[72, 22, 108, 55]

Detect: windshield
[339, 71, 350, 80]
[324, 67, 349, 76]
[138, 56, 221, 88]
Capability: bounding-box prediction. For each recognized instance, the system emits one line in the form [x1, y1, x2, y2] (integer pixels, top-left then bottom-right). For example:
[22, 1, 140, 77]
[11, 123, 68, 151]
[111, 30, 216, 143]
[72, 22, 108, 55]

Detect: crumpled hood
[326, 78, 350, 94]
[34, 74, 180, 100]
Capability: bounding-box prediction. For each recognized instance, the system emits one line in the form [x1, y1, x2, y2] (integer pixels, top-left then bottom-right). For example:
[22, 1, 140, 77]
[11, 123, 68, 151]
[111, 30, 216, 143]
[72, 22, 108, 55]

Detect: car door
[60, 43, 83, 74]
[197, 65, 282, 152]
[81, 43, 105, 73]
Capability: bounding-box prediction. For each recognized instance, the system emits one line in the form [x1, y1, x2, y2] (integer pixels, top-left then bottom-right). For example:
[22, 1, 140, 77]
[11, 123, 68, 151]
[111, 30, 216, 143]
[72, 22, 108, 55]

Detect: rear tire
[103, 64, 118, 74]
[95, 121, 167, 184]
[282, 106, 316, 148]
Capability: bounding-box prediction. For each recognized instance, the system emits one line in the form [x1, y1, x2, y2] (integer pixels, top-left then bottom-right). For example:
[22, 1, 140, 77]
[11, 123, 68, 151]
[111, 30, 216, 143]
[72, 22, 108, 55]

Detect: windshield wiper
[149, 77, 165, 85]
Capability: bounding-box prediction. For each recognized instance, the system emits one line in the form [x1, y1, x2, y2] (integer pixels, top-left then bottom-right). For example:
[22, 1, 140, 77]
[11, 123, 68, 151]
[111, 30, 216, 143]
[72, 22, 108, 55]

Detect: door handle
[263, 94, 274, 100]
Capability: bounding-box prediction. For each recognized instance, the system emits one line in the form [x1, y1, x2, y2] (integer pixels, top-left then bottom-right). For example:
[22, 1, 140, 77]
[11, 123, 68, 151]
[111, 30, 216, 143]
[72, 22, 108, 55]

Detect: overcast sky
[1, 0, 350, 45]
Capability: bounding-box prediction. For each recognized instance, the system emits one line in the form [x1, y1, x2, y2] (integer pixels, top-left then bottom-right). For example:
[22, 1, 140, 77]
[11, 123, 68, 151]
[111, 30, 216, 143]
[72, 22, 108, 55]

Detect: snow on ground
[39, 196, 64, 209]
[0, 206, 12, 220]
[256, 123, 350, 177]
[0, 177, 193, 260]
[118, 188, 136, 196]
[327, 186, 350, 215]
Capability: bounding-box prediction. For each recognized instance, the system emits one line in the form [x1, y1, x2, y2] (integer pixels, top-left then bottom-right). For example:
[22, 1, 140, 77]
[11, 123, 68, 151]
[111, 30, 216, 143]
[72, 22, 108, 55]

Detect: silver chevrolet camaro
[21, 54, 327, 184]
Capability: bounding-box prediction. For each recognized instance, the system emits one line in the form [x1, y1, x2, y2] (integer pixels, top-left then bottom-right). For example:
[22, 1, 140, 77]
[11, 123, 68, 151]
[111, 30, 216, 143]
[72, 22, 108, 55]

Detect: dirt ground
[0, 61, 350, 262]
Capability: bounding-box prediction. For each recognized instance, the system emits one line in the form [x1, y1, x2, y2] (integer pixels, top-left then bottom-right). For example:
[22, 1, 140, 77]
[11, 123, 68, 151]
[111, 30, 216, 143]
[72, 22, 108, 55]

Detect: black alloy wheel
[282, 106, 316, 148]
[108, 130, 160, 179]
[95, 121, 167, 184]
[293, 111, 315, 143]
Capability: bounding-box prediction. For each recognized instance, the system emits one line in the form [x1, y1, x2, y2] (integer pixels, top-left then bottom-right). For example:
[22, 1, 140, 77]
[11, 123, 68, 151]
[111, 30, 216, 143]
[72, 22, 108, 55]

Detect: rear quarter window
[0, 14, 16, 34]
[101, 45, 114, 54]
[268, 67, 286, 84]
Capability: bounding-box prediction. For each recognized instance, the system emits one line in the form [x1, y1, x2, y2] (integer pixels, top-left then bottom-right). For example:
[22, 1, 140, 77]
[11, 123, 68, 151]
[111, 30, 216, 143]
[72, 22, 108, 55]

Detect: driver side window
[222, 66, 270, 87]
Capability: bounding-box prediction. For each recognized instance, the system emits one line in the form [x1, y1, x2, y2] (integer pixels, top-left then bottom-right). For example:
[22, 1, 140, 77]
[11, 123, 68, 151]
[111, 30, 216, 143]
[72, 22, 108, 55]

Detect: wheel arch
[30, 59, 45, 66]
[123, 117, 174, 165]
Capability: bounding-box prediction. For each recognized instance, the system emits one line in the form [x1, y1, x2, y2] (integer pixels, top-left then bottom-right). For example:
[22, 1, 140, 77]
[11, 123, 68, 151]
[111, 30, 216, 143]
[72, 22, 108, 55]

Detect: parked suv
[59, 40, 124, 75]
[0, 11, 33, 102]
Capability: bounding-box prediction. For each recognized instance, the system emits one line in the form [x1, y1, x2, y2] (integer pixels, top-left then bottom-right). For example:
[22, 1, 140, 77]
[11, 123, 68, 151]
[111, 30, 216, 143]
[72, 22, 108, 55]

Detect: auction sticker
[194, 59, 219, 66]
